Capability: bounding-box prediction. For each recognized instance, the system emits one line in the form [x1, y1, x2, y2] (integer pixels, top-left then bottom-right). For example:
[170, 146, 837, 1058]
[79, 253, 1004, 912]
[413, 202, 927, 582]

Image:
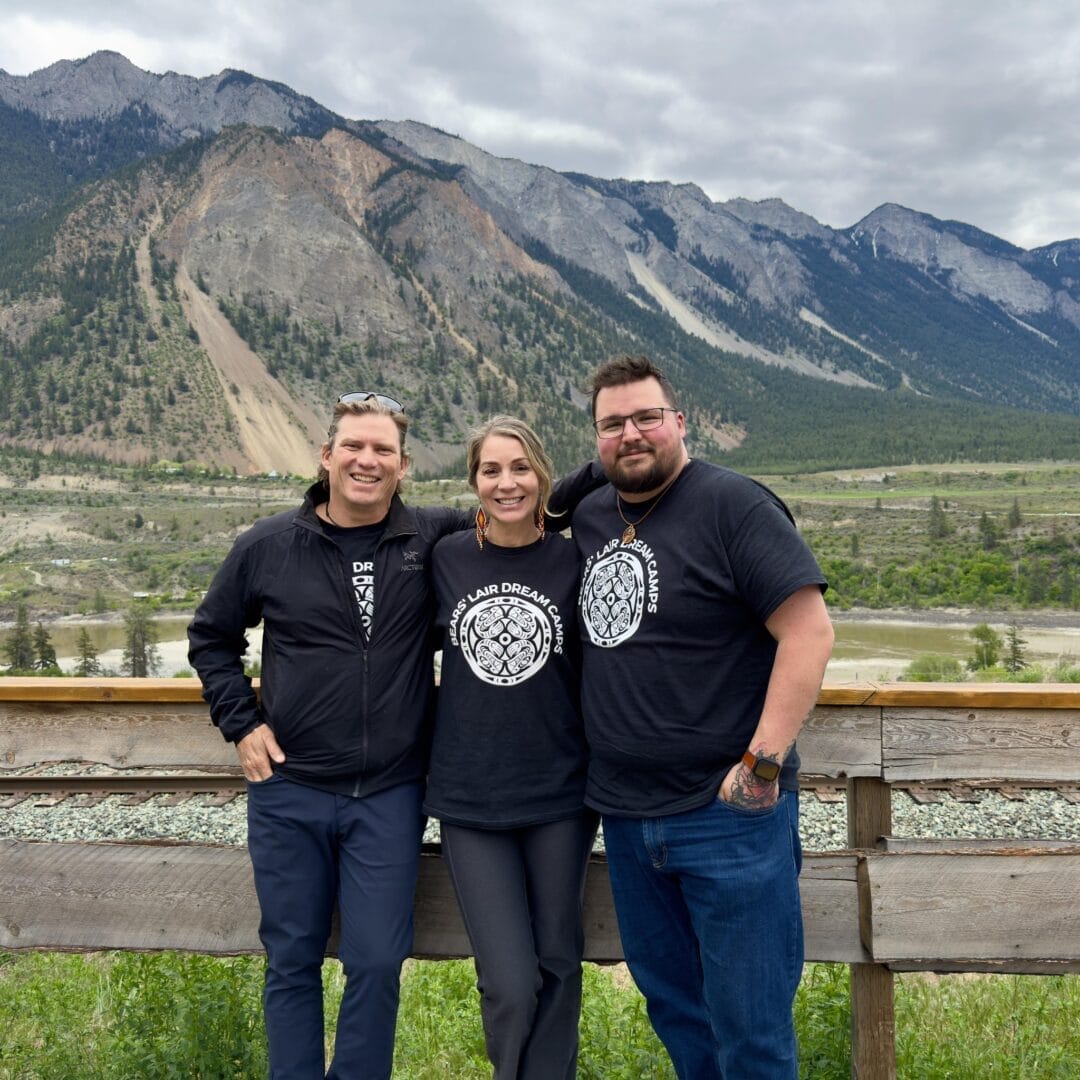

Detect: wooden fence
[1, 678, 1078, 1078]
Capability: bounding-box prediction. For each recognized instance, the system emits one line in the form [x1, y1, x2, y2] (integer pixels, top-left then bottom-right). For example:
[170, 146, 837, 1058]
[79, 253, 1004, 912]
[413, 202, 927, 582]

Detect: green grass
[1, 953, 1077, 1078]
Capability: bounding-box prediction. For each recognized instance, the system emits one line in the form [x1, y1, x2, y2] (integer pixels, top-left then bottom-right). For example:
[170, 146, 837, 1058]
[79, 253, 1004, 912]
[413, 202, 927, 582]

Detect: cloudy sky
[3, 0, 1079, 249]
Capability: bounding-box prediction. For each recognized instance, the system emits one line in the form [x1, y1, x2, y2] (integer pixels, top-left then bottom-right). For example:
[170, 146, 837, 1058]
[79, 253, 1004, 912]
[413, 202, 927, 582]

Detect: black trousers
[442, 812, 599, 1080]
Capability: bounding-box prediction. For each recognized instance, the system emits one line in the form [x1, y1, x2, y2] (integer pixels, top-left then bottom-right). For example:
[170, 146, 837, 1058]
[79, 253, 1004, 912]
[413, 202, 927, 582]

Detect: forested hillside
[1, 52, 1079, 476]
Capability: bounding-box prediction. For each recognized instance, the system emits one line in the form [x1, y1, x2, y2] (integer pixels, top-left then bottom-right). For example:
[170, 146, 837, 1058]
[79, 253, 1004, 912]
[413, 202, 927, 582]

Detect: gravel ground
[2, 789, 1076, 849]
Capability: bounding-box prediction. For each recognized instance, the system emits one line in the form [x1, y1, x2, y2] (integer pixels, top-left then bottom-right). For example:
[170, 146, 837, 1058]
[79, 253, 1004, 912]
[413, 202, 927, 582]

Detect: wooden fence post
[847, 776, 895, 1079]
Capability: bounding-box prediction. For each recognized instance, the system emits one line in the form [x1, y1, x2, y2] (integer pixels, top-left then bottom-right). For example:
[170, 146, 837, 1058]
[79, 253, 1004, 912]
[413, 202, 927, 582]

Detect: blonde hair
[317, 399, 409, 489]
[466, 415, 553, 514]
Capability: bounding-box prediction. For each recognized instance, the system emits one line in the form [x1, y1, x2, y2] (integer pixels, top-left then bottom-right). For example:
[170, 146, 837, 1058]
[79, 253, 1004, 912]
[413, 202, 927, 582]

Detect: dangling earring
[535, 504, 545, 539]
[475, 506, 488, 550]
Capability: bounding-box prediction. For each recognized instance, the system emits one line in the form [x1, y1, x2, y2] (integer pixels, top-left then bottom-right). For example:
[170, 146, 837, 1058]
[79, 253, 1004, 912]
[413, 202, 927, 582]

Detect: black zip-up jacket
[188, 483, 471, 796]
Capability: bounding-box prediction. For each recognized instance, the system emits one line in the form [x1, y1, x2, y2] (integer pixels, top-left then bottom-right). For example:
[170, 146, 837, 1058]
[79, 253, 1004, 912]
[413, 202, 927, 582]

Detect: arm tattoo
[725, 739, 796, 809]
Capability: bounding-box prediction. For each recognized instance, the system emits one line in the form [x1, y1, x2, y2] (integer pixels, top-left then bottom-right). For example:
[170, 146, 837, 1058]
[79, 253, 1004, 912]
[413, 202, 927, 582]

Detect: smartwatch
[742, 750, 781, 783]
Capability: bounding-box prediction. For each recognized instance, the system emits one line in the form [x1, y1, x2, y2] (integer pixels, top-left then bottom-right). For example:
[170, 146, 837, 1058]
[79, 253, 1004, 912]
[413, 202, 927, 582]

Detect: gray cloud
[3, 0, 1080, 247]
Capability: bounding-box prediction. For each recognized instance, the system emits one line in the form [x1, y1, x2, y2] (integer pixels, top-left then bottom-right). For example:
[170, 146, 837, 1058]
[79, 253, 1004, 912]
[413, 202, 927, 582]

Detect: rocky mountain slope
[1, 51, 1078, 475]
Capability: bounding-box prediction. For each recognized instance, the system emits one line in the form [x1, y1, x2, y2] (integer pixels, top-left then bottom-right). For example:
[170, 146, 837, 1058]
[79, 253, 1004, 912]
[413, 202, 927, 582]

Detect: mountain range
[1, 50, 1078, 476]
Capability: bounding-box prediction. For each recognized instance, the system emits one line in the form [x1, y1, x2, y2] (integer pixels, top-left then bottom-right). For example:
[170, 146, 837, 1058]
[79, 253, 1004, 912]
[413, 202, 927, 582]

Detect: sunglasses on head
[337, 392, 405, 413]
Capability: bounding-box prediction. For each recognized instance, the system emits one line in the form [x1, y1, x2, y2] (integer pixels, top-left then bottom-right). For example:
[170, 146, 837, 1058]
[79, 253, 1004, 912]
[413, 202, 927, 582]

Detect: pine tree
[32, 622, 58, 671]
[928, 495, 950, 540]
[3, 603, 35, 671]
[1007, 498, 1023, 530]
[74, 628, 101, 677]
[122, 603, 161, 677]
[1003, 623, 1028, 674]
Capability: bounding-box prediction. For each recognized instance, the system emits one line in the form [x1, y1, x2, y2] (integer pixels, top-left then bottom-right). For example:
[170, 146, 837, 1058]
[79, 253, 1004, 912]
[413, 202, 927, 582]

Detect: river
[43, 609, 1080, 682]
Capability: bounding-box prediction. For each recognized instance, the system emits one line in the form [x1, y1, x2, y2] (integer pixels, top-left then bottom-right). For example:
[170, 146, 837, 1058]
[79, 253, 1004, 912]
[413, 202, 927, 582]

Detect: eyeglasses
[593, 407, 677, 439]
[337, 392, 405, 412]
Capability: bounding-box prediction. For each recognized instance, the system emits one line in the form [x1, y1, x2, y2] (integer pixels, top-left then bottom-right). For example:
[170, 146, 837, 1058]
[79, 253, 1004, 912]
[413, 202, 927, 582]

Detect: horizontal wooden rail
[2, 839, 1076, 974]
[3, 680, 1079, 782]
[4, 677, 1080, 708]
[0, 840, 865, 962]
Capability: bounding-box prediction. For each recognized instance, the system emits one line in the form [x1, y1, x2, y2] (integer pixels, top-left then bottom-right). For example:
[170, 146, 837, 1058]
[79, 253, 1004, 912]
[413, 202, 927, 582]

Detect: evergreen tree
[1007, 498, 1023, 530]
[74, 628, 101, 677]
[928, 495, 950, 540]
[3, 603, 35, 671]
[1003, 622, 1028, 674]
[978, 511, 998, 551]
[122, 602, 161, 677]
[32, 621, 58, 670]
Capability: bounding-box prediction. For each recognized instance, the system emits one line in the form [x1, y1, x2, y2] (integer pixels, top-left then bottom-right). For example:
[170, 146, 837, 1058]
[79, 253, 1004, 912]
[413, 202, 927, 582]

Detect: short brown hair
[466, 415, 554, 514]
[589, 355, 678, 417]
[317, 399, 409, 488]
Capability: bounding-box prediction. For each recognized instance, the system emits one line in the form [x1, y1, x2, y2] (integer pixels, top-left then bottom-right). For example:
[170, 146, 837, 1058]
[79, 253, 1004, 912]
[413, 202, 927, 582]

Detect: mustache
[617, 443, 652, 458]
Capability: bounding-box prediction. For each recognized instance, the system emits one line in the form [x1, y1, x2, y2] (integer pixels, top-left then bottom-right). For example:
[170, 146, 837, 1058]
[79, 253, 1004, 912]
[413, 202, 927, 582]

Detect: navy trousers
[246, 775, 424, 1080]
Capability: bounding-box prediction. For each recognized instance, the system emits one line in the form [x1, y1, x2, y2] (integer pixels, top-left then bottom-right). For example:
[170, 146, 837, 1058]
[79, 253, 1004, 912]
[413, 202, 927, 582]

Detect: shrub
[900, 654, 967, 682]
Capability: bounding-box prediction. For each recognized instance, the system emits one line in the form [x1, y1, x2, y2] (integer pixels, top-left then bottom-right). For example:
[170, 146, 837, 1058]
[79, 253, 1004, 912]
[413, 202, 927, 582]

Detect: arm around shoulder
[548, 459, 607, 527]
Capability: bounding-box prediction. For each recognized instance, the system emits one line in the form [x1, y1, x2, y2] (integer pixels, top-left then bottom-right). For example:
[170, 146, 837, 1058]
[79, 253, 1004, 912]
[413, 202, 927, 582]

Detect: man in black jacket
[188, 394, 470, 1080]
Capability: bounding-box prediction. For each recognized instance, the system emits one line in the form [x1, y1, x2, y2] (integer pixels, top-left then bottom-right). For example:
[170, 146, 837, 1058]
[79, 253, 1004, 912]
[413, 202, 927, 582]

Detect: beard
[603, 443, 680, 495]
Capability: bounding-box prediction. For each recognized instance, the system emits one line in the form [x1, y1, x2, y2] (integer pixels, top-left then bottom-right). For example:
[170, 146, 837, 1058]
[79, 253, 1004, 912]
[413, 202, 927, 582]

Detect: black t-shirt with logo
[321, 518, 384, 638]
[286, 516, 386, 797]
[573, 458, 827, 817]
[424, 529, 587, 828]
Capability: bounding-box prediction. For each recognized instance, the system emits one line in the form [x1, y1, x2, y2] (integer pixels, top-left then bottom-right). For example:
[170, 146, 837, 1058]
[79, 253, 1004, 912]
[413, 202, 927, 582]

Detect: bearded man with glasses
[570, 356, 834, 1079]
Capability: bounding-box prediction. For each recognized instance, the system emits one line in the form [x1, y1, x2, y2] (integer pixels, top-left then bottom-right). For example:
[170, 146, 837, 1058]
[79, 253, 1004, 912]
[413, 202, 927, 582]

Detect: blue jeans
[602, 791, 803, 1080]
[246, 775, 424, 1080]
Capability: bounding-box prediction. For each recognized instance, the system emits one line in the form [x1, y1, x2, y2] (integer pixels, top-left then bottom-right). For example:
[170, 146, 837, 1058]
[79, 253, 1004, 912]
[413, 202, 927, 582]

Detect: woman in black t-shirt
[427, 415, 596, 1080]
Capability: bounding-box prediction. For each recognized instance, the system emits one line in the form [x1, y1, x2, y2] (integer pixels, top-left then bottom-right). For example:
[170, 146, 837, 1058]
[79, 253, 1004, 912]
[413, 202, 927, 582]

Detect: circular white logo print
[581, 550, 645, 647]
[459, 595, 553, 686]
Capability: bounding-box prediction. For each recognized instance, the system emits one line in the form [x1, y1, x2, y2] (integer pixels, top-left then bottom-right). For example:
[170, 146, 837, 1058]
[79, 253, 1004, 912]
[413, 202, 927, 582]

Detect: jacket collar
[299, 482, 417, 540]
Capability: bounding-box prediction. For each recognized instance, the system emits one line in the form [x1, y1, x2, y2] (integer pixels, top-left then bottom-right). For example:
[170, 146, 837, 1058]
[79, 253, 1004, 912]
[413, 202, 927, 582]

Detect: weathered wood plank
[847, 777, 891, 850]
[799, 853, 867, 964]
[799, 705, 882, 777]
[0, 837, 258, 953]
[881, 707, 1080, 782]
[861, 683, 1080, 710]
[847, 775, 896, 1080]
[0, 840, 862, 962]
[0, 702, 235, 770]
[3, 700, 885, 780]
[887, 959, 1080, 975]
[850, 963, 896, 1080]
[881, 838, 1080, 854]
[4, 678, 1079, 711]
[0, 678, 208, 703]
[863, 851, 1080, 964]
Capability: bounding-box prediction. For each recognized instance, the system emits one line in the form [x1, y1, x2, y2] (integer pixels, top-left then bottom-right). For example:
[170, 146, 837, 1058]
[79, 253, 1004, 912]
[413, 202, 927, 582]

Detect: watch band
[742, 750, 781, 783]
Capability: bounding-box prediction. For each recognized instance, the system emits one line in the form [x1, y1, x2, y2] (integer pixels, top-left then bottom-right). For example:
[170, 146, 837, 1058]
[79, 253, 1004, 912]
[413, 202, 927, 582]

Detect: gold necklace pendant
[615, 462, 687, 545]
